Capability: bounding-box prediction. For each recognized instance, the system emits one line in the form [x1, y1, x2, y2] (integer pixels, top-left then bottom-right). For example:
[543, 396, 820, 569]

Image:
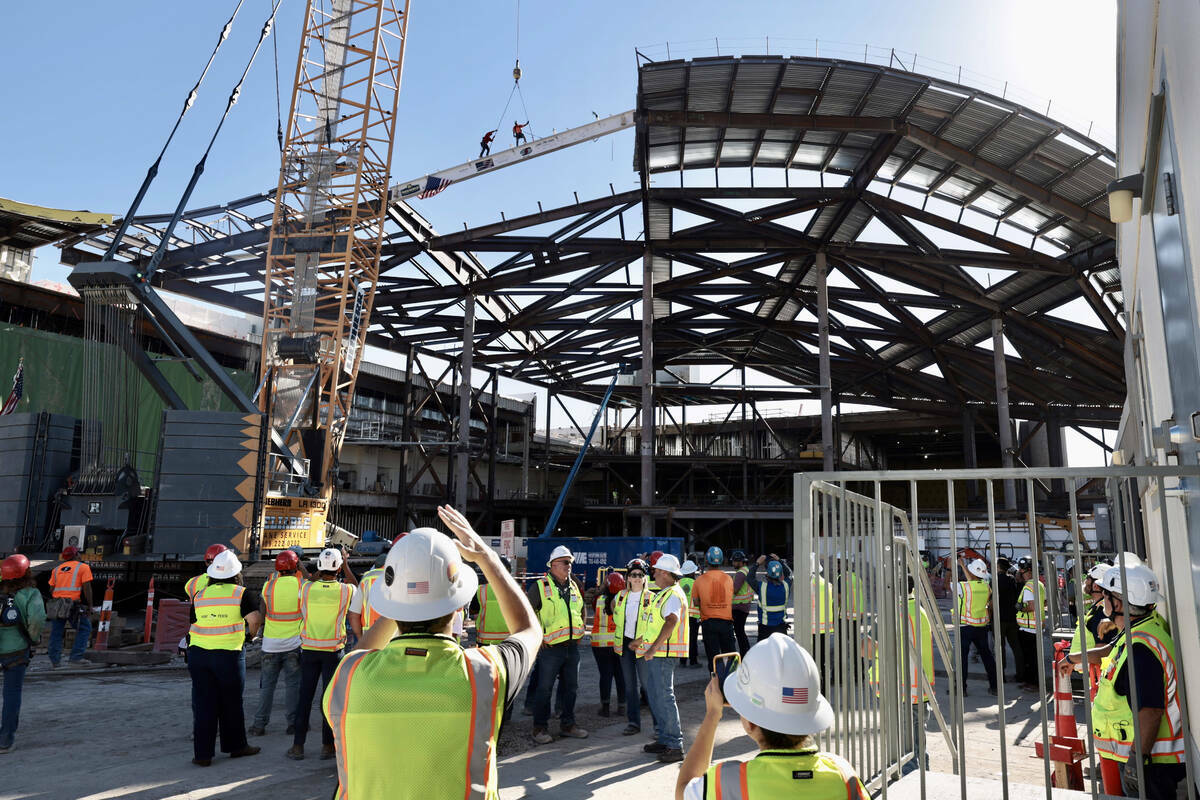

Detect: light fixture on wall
[1107, 173, 1144, 224]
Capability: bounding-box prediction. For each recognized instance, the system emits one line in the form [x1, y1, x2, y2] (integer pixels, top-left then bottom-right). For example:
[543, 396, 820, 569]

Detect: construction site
[1, 0, 1198, 798]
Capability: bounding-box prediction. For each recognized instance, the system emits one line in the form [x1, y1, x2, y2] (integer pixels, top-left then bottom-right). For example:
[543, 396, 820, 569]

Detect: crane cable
[102, 0, 247, 261]
[271, 0, 283, 151]
[491, 0, 533, 143]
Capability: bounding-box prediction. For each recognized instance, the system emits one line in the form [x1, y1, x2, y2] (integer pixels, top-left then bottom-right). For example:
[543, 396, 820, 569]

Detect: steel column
[992, 316, 1017, 509]
[818, 250, 834, 471]
[640, 246, 655, 536]
[455, 294, 475, 505]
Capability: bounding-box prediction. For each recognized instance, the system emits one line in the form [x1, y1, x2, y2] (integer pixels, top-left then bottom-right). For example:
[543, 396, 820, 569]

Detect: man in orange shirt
[691, 546, 736, 672]
[47, 546, 94, 667]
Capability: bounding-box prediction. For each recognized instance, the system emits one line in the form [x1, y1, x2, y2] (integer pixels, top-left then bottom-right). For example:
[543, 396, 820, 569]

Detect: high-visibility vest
[868, 597, 935, 703]
[757, 580, 790, 626]
[635, 583, 689, 658]
[323, 634, 506, 799]
[300, 580, 354, 652]
[184, 573, 210, 601]
[841, 571, 866, 621]
[1092, 614, 1185, 764]
[51, 561, 89, 600]
[475, 584, 510, 645]
[679, 577, 699, 619]
[535, 576, 584, 646]
[812, 575, 834, 634]
[612, 588, 651, 643]
[263, 572, 302, 641]
[1069, 602, 1105, 656]
[189, 583, 246, 650]
[590, 594, 618, 647]
[956, 580, 990, 627]
[703, 749, 870, 800]
[358, 568, 385, 633]
[732, 567, 754, 608]
[1017, 580, 1046, 633]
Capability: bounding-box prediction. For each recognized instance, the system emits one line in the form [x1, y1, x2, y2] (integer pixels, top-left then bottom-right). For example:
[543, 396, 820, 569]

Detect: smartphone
[712, 652, 741, 700]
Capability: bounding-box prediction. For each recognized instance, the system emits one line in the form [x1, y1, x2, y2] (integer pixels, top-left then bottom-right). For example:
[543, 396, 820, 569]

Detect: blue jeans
[639, 656, 682, 750]
[532, 642, 579, 729]
[188, 647, 248, 760]
[619, 639, 643, 728]
[1, 651, 29, 748]
[48, 614, 92, 664]
[252, 648, 300, 730]
[901, 702, 930, 775]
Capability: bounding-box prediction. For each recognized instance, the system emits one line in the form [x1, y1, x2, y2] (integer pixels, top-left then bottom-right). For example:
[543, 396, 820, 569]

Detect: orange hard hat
[606, 571, 626, 593]
[60, 546, 80, 561]
[274, 550, 300, 572]
[649, 550, 664, 567]
[1, 554, 30, 581]
[205, 543, 228, 564]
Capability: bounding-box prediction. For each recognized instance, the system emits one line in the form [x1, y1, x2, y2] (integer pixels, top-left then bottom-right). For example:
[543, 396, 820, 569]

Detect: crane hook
[513, 58, 522, 83]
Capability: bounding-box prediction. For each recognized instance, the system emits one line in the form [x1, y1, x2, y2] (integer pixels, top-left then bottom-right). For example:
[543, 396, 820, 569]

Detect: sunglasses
[628, 572, 646, 579]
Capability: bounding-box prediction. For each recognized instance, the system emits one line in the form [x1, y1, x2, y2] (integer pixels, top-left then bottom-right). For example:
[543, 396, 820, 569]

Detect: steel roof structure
[60, 55, 1124, 428]
[1, 197, 112, 252]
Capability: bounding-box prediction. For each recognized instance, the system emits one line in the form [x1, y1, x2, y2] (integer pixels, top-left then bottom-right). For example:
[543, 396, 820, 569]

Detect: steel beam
[817, 251, 834, 471]
[992, 316, 1017, 509]
[455, 294, 475, 505]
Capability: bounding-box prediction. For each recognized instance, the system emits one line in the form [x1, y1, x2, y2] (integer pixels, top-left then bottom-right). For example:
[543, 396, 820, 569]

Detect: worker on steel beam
[479, 129, 497, 158]
[528, 545, 589, 744]
[512, 120, 529, 146]
[322, 506, 540, 799]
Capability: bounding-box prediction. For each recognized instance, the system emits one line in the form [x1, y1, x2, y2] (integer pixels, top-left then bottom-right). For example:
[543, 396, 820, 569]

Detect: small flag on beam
[1, 359, 23, 416]
[407, 580, 429, 595]
[781, 687, 808, 704]
[418, 175, 452, 199]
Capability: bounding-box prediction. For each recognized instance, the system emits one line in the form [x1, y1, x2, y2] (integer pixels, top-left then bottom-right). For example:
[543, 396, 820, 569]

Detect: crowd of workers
[0, 522, 1187, 799]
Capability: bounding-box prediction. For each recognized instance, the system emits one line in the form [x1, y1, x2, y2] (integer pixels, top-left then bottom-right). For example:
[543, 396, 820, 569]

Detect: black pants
[996, 621, 1023, 680]
[732, 609, 750, 656]
[293, 648, 341, 748]
[960, 625, 997, 689]
[591, 647, 625, 706]
[479, 142, 490, 158]
[1121, 759, 1186, 800]
[759, 622, 788, 640]
[682, 617, 700, 666]
[1018, 630, 1040, 685]
[700, 618, 737, 673]
[188, 646, 248, 760]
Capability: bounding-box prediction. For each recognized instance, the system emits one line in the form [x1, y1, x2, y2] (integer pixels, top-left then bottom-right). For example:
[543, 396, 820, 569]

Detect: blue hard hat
[766, 560, 784, 580]
[731, 549, 747, 562]
[705, 546, 724, 566]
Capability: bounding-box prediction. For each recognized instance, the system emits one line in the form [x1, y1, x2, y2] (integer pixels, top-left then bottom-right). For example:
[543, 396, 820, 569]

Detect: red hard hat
[606, 571, 626, 593]
[1, 554, 30, 581]
[60, 546, 80, 561]
[274, 550, 300, 572]
[392, 532, 408, 547]
[649, 550, 664, 567]
[205, 543, 228, 564]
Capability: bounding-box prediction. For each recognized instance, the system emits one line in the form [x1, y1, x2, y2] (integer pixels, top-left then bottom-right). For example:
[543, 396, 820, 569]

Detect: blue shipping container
[525, 537, 684, 588]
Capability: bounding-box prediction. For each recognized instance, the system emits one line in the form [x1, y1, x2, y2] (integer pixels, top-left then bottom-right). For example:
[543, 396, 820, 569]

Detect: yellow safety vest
[300, 580, 353, 652]
[1069, 602, 1104, 656]
[703, 749, 870, 800]
[358, 568, 384, 633]
[185, 573, 210, 601]
[732, 567, 754, 608]
[323, 634, 506, 800]
[475, 584, 510, 645]
[1092, 614, 1185, 764]
[1017, 580, 1046, 633]
[189, 583, 246, 650]
[535, 576, 584, 646]
[612, 588, 651, 644]
[869, 597, 934, 703]
[812, 575, 834, 634]
[635, 583, 689, 658]
[842, 571, 866, 621]
[262, 572, 302, 641]
[590, 594, 618, 647]
[679, 577, 700, 619]
[956, 580, 990, 627]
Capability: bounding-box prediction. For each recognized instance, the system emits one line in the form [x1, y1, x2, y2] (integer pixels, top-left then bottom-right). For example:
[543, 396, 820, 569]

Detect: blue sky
[1, 0, 1118, 461]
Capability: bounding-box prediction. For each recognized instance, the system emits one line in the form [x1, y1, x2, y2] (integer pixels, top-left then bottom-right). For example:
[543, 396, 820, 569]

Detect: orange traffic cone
[95, 578, 116, 650]
[1035, 642, 1086, 789]
[143, 578, 155, 644]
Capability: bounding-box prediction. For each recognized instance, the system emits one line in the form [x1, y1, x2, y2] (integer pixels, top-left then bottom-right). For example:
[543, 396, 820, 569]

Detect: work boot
[532, 729, 554, 745]
[599, 704, 610, 717]
[521, 707, 533, 717]
[321, 744, 336, 760]
[230, 746, 260, 758]
[560, 725, 589, 739]
[191, 758, 212, 767]
[286, 745, 305, 760]
[0, 742, 15, 754]
[644, 742, 668, 754]
[286, 724, 295, 735]
[247, 726, 266, 737]
[621, 724, 640, 736]
[987, 685, 998, 697]
[657, 749, 684, 763]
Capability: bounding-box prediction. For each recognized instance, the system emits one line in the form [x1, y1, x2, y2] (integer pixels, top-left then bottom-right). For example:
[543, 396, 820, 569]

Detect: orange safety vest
[51, 560, 89, 600]
[590, 594, 618, 647]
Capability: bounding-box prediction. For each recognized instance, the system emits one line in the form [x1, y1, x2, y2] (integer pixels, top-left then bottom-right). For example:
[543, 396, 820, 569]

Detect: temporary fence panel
[794, 466, 1200, 800]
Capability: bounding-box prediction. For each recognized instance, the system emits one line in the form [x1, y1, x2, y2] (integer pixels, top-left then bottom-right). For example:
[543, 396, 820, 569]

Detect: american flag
[418, 175, 452, 200]
[1, 360, 22, 416]
[781, 687, 808, 704]
[407, 580, 429, 595]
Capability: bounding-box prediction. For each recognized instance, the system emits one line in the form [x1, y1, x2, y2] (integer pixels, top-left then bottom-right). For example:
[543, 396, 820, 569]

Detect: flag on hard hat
[723, 633, 833, 735]
[370, 527, 478, 622]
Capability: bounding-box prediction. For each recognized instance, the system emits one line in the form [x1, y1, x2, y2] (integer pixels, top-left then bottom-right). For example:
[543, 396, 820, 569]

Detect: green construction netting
[0, 324, 256, 467]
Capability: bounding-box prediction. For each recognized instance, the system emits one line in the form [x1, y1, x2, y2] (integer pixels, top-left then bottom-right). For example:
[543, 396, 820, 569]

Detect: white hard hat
[680, 559, 698, 576]
[317, 548, 343, 572]
[206, 549, 242, 579]
[654, 554, 683, 576]
[1099, 561, 1161, 607]
[810, 553, 823, 574]
[1065, 559, 1076, 571]
[723, 633, 833, 736]
[546, 545, 574, 566]
[369, 527, 478, 621]
[1087, 562, 1112, 581]
[966, 558, 990, 580]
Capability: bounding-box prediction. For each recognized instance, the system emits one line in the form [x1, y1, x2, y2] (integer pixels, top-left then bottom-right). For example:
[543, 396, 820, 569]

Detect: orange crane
[255, 0, 412, 551]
